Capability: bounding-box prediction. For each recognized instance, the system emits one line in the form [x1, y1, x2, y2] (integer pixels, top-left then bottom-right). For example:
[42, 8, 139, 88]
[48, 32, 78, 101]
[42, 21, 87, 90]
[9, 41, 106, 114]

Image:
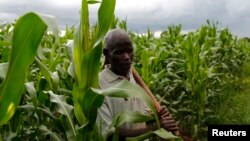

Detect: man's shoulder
[98, 68, 108, 81]
[98, 68, 112, 89]
[98, 67, 122, 89]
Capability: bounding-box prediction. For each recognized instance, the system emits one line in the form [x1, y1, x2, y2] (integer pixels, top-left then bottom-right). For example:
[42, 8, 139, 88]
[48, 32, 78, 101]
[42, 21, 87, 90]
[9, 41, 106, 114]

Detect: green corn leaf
[82, 89, 104, 128]
[17, 104, 56, 119]
[51, 71, 59, 90]
[60, 116, 76, 141]
[0, 12, 47, 126]
[25, 81, 37, 105]
[154, 128, 182, 141]
[39, 125, 64, 141]
[46, 91, 76, 138]
[0, 62, 8, 81]
[3, 132, 17, 141]
[110, 111, 154, 141]
[81, 0, 90, 52]
[38, 14, 60, 42]
[91, 80, 158, 124]
[126, 131, 153, 141]
[110, 111, 154, 130]
[91, 80, 153, 107]
[73, 25, 84, 84]
[37, 45, 47, 60]
[87, 0, 101, 4]
[94, 0, 116, 47]
[141, 49, 149, 83]
[64, 37, 75, 80]
[35, 58, 59, 90]
[68, 62, 76, 79]
[81, 43, 102, 89]
[72, 83, 86, 125]
[0, 46, 11, 63]
[126, 128, 182, 141]
[35, 58, 53, 88]
[0, 40, 11, 47]
[65, 40, 74, 61]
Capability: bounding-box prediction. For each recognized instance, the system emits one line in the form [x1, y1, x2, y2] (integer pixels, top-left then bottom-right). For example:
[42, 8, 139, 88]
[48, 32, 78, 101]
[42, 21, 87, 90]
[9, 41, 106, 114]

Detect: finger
[158, 106, 169, 116]
[161, 124, 178, 132]
[169, 127, 179, 132]
[160, 118, 177, 125]
[161, 122, 178, 129]
[160, 112, 170, 118]
[161, 120, 177, 126]
[161, 116, 174, 121]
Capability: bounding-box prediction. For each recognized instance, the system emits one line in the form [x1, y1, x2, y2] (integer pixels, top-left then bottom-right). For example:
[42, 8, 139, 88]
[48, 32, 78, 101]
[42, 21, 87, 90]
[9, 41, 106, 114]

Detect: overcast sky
[0, 0, 249, 37]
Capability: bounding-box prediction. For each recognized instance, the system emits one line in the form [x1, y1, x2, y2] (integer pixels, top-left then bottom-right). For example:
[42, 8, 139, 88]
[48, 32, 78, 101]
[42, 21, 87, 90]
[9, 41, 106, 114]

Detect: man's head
[103, 29, 133, 76]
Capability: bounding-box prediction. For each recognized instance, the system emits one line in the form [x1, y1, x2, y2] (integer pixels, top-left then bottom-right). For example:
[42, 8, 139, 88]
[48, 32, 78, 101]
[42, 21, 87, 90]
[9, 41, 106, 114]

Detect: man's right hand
[158, 106, 179, 133]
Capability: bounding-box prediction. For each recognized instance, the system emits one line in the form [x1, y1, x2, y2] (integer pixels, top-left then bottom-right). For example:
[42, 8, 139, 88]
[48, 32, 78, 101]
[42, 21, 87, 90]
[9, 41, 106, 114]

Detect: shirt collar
[104, 64, 132, 83]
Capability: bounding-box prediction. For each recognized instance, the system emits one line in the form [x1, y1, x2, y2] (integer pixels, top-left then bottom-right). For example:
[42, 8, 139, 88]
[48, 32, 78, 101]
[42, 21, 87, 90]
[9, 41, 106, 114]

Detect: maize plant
[131, 22, 250, 140]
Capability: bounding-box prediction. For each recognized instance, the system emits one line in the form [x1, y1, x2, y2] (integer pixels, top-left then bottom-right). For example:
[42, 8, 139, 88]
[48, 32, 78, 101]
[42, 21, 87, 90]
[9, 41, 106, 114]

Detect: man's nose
[122, 53, 130, 60]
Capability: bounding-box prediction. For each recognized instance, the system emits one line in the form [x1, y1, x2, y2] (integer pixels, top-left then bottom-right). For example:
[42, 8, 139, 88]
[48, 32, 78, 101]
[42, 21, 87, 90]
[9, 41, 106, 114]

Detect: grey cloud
[0, 0, 249, 37]
[116, 0, 250, 37]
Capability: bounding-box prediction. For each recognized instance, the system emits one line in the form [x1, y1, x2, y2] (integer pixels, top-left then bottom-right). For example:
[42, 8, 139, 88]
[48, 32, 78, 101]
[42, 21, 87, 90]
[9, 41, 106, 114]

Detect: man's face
[108, 43, 134, 76]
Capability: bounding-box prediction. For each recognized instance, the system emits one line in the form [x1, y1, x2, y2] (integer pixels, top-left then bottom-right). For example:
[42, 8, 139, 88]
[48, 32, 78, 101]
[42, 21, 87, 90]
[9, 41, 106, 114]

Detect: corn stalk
[71, 0, 116, 140]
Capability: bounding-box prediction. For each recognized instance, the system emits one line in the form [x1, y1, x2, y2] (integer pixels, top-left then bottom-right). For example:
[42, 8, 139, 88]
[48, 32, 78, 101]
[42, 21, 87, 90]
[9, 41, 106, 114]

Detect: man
[97, 28, 178, 140]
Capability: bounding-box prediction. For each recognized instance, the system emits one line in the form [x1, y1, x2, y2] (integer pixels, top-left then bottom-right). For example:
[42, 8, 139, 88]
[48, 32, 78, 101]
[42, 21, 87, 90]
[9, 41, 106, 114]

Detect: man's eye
[128, 50, 133, 54]
[115, 51, 122, 54]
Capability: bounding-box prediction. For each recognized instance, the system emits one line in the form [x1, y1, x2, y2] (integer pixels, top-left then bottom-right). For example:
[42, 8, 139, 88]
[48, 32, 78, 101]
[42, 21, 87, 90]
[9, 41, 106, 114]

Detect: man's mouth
[120, 62, 131, 68]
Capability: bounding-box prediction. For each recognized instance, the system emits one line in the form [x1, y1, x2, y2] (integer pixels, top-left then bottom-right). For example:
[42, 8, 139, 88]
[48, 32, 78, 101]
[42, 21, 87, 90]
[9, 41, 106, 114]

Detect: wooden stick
[131, 67, 161, 110]
[131, 66, 180, 136]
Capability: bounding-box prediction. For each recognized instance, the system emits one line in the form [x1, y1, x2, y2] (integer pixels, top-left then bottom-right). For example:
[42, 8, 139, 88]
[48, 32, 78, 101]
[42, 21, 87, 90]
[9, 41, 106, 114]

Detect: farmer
[97, 28, 178, 140]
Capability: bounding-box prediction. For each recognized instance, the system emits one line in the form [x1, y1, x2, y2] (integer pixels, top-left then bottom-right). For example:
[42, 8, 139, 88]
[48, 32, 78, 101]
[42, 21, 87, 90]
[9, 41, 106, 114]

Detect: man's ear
[103, 48, 110, 65]
[103, 48, 109, 57]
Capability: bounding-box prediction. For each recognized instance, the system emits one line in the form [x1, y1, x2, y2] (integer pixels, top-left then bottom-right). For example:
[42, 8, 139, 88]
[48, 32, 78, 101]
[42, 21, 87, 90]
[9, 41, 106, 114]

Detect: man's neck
[110, 67, 130, 80]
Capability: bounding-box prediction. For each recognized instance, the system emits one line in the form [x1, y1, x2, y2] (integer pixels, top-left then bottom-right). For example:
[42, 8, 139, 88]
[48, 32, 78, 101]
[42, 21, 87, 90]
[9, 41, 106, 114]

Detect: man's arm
[106, 124, 157, 141]
[111, 106, 179, 139]
[118, 124, 158, 137]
